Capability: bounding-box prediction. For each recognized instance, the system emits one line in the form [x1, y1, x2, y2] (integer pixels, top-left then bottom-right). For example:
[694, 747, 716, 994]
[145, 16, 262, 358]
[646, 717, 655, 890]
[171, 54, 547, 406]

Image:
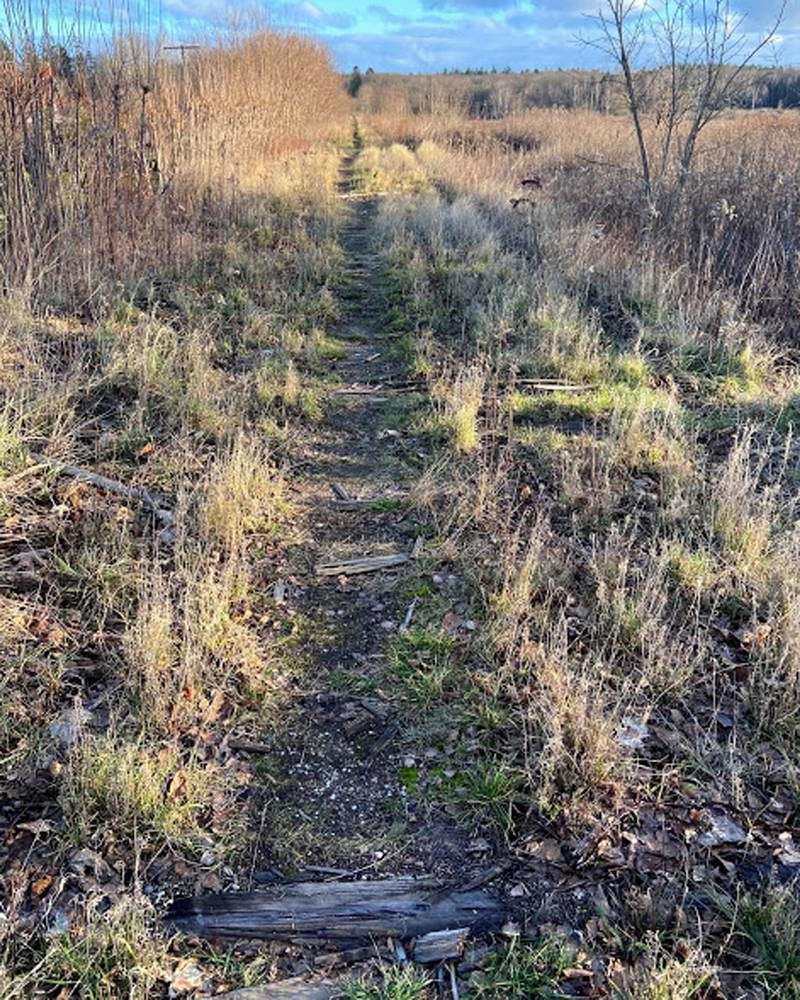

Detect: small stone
[617, 717, 648, 750]
[777, 832, 800, 865]
[17, 819, 55, 836]
[45, 909, 70, 937]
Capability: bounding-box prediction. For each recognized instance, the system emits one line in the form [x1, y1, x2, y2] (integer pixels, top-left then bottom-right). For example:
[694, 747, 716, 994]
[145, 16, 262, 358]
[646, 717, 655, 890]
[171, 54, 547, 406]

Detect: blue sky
[159, 0, 797, 73]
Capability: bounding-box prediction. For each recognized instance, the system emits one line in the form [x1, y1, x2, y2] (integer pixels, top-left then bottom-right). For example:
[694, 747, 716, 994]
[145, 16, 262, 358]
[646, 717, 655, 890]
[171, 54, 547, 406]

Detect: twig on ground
[31, 453, 174, 527]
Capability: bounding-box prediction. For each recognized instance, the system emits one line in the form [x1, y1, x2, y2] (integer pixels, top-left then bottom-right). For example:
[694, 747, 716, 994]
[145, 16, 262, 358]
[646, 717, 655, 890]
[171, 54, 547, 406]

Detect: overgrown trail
[259, 132, 476, 879]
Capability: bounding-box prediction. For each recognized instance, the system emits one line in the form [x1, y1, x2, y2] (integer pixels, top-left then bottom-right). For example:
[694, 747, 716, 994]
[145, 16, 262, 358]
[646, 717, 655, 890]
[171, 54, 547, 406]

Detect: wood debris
[31, 453, 174, 526]
[413, 927, 469, 964]
[166, 877, 505, 942]
[514, 379, 598, 392]
[399, 597, 418, 633]
[316, 553, 410, 576]
[334, 386, 387, 396]
[216, 981, 338, 1000]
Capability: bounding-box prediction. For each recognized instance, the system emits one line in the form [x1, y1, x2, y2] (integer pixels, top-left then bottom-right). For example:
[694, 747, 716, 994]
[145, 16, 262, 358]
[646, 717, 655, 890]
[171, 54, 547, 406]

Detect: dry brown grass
[431, 363, 486, 453]
[60, 732, 227, 853]
[374, 106, 800, 852]
[196, 433, 288, 553]
[0, 70, 345, 988]
[371, 107, 800, 340]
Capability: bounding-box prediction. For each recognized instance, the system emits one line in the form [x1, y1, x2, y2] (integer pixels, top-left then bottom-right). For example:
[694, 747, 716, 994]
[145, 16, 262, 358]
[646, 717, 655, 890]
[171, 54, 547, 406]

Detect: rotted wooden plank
[316, 553, 410, 576]
[167, 877, 505, 943]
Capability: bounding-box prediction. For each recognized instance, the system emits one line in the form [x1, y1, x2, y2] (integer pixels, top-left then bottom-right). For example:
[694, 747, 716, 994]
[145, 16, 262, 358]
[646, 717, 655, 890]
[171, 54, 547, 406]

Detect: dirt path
[251, 136, 484, 883]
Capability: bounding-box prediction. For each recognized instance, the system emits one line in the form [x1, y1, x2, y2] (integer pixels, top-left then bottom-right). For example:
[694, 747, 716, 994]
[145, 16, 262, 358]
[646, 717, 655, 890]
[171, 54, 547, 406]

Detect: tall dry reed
[0, 9, 348, 311]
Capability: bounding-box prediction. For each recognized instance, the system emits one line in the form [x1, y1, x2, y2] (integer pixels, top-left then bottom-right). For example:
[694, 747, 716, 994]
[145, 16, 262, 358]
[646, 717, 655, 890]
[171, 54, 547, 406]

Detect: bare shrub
[592, 530, 702, 699]
[489, 514, 551, 660]
[522, 624, 629, 818]
[711, 427, 780, 585]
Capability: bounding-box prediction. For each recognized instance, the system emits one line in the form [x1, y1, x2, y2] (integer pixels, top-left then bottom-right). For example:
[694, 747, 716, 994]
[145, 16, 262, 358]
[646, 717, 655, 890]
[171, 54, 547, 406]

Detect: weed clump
[431, 364, 485, 453]
[60, 735, 224, 854]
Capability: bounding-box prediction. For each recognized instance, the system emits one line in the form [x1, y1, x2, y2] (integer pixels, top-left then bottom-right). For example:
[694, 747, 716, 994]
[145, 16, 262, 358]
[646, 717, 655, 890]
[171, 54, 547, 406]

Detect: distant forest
[353, 66, 800, 117]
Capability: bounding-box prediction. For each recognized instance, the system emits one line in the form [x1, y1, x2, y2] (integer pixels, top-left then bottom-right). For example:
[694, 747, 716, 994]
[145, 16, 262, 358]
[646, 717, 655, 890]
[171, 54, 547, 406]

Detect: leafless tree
[586, 0, 787, 213]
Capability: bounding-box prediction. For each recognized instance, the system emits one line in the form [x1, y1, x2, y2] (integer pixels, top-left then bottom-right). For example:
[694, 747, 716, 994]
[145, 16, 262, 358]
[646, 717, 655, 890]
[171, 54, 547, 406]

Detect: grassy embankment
[0, 26, 353, 996]
[340, 108, 800, 997]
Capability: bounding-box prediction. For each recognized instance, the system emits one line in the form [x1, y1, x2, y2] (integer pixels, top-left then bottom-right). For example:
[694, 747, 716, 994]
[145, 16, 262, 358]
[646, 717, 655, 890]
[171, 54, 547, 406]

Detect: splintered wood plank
[514, 381, 598, 392]
[166, 878, 505, 942]
[316, 553, 410, 577]
[414, 927, 470, 963]
[216, 981, 338, 1000]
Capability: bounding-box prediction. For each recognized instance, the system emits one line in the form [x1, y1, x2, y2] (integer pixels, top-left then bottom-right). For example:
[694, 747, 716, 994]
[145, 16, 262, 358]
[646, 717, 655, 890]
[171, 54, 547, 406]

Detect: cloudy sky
[157, 0, 797, 73]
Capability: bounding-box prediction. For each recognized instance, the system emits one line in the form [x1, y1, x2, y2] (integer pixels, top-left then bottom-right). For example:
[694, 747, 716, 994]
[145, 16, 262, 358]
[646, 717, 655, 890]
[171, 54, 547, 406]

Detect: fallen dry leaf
[695, 810, 747, 848]
[525, 837, 564, 863]
[49, 705, 92, 748]
[31, 874, 54, 897]
[201, 689, 226, 723]
[169, 958, 207, 997]
[442, 610, 463, 635]
[168, 770, 189, 799]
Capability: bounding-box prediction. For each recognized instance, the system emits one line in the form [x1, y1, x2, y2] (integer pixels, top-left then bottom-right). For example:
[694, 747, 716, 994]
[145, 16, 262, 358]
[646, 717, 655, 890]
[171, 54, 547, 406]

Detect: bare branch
[580, 0, 788, 206]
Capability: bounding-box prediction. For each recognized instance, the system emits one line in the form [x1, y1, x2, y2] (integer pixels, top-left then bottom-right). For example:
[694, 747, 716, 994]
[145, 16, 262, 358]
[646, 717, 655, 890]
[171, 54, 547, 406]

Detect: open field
[1, 27, 800, 1000]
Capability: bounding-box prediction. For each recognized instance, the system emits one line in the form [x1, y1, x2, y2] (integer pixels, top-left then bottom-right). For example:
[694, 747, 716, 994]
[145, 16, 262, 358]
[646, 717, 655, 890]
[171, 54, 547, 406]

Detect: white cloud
[146, 0, 800, 71]
[298, 0, 324, 20]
